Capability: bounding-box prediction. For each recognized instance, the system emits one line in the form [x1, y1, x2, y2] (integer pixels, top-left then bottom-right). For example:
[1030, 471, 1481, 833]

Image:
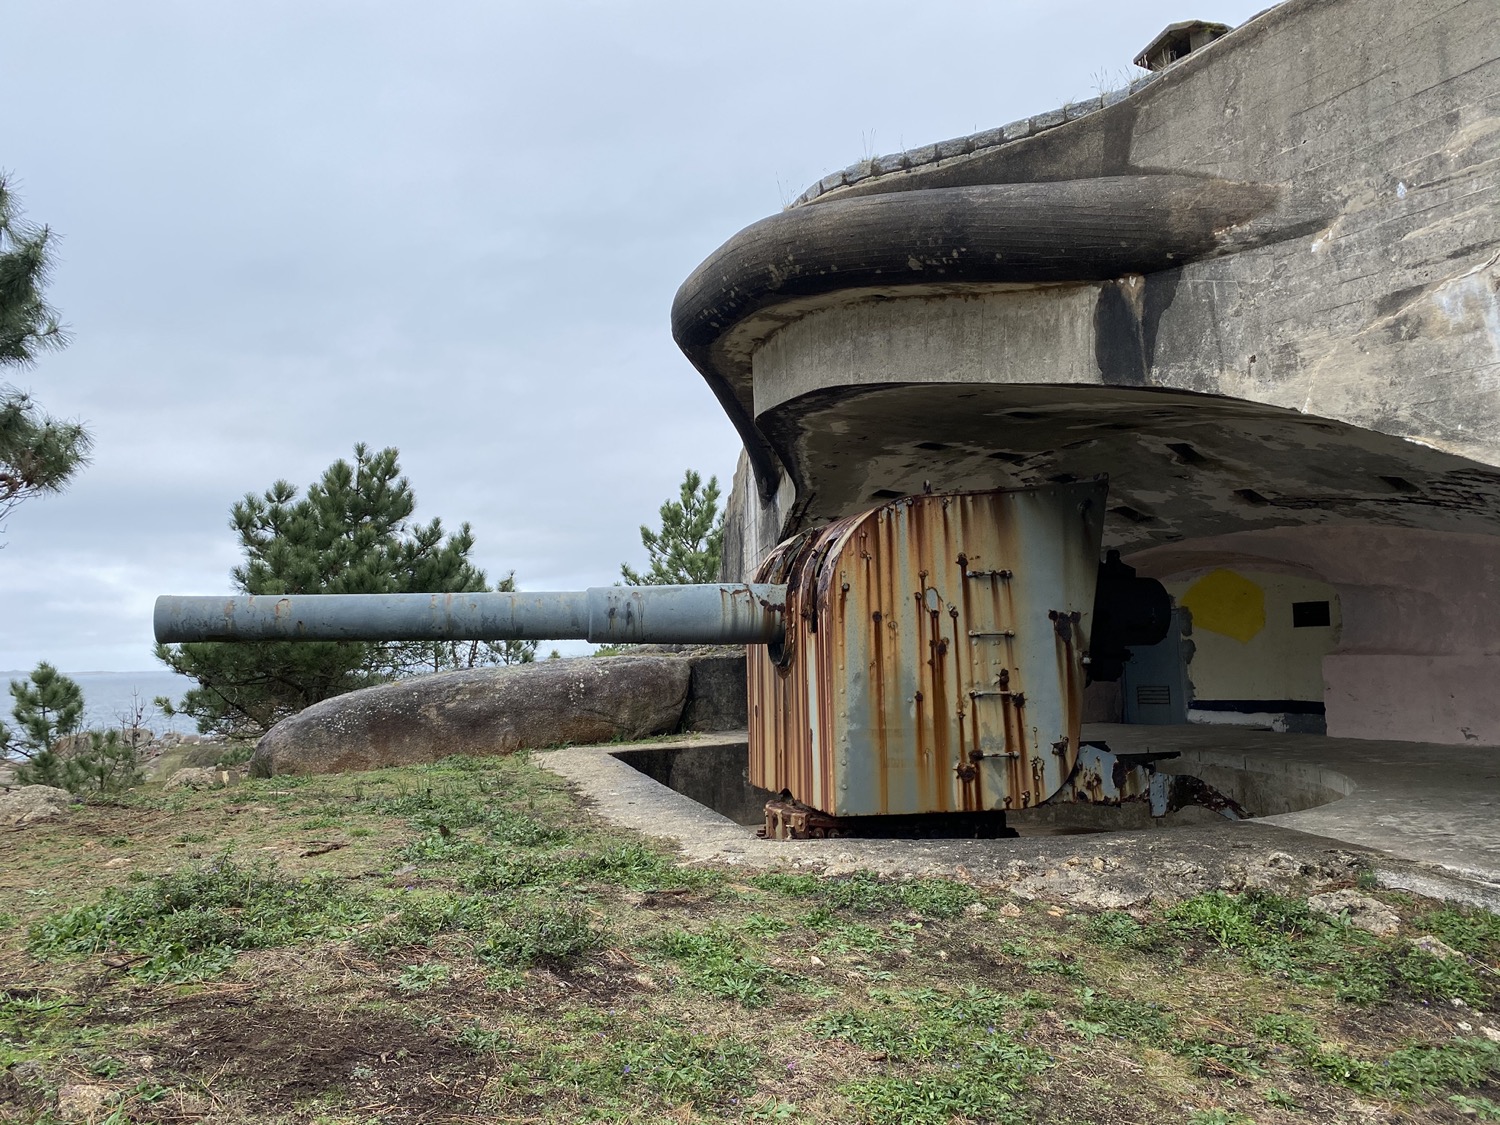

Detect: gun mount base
[759, 793, 1017, 840]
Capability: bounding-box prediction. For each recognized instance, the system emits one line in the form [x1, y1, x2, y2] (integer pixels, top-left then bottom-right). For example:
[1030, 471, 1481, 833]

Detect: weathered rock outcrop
[0, 785, 73, 826]
[162, 767, 237, 792]
[627, 645, 748, 732]
[1307, 889, 1402, 935]
[251, 656, 694, 777]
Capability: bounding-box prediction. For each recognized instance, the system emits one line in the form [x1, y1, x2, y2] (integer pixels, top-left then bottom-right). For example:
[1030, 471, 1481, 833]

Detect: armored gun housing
[158, 481, 1188, 836]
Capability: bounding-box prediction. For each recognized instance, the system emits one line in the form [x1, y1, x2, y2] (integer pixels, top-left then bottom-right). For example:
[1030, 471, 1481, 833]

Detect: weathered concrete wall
[793, 0, 1500, 472]
[1324, 656, 1500, 746]
[718, 449, 782, 582]
[707, 0, 1499, 543]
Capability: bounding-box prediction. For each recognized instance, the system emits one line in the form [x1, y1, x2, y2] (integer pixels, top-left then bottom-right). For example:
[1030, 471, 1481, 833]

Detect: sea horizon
[0, 668, 201, 735]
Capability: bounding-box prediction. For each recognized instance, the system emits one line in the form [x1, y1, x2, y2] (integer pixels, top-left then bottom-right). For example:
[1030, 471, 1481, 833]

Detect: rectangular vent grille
[1135, 684, 1172, 706]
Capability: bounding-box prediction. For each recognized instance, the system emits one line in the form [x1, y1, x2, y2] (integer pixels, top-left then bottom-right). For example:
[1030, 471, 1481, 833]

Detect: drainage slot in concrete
[611, 741, 775, 827]
[1007, 802, 1235, 836]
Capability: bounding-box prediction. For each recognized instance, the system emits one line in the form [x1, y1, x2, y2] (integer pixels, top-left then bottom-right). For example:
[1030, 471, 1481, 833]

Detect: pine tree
[620, 470, 725, 585]
[155, 444, 534, 738]
[1, 665, 145, 796]
[7, 661, 85, 788]
[0, 175, 91, 529]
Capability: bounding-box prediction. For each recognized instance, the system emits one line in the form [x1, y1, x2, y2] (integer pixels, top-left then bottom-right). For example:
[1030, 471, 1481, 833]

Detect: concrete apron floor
[538, 724, 1500, 910]
[1091, 723, 1500, 904]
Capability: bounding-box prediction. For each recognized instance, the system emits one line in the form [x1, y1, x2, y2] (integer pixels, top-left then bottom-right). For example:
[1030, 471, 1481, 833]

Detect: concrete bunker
[700, 0, 1500, 756]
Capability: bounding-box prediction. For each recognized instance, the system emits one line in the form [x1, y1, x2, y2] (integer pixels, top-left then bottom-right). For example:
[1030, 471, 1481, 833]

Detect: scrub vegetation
[2, 663, 146, 796]
[4, 752, 1500, 1123]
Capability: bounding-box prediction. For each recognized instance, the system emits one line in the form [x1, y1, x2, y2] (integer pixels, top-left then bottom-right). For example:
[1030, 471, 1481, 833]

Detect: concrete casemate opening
[1120, 568, 1341, 735]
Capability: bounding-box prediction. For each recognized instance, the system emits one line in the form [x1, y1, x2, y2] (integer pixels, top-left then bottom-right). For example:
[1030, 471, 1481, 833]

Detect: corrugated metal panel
[749, 481, 1105, 817]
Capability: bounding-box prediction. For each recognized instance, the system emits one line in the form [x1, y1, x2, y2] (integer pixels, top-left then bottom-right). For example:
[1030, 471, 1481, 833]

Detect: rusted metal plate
[1065, 742, 1170, 811]
[749, 480, 1106, 817]
[1051, 741, 1249, 820]
[760, 797, 848, 841]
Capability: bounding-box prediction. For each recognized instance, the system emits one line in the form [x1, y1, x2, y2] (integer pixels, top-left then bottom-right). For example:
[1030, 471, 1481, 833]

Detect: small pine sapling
[621, 469, 725, 586]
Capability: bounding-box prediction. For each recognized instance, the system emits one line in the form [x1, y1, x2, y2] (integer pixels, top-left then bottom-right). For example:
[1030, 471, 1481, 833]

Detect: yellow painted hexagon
[1179, 569, 1265, 644]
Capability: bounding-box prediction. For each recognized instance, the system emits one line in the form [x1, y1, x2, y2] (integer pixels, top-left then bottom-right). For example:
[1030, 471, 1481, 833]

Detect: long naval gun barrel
[153, 584, 788, 647]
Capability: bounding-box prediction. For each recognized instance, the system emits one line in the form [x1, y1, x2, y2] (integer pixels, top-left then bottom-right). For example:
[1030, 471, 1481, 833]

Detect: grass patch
[843, 1068, 1032, 1125]
[353, 889, 491, 953]
[1452, 1093, 1500, 1120]
[353, 888, 603, 969]
[475, 902, 604, 968]
[820, 872, 980, 917]
[1256, 1011, 1500, 1096]
[651, 926, 791, 1006]
[7, 750, 1500, 1124]
[375, 784, 571, 848]
[0, 994, 102, 1068]
[1416, 904, 1500, 958]
[749, 871, 822, 897]
[814, 919, 889, 953]
[618, 1028, 762, 1108]
[1082, 909, 1159, 950]
[1070, 987, 1175, 1045]
[466, 839, 717, 893]
[489, 1021, 762, 1114]
[824, 993, 1050, 1125]
[738, 911, 794, 938]
[28, 855, 375, 981]
[394, 961, 450, 994]
[1165, 890, 1494, 1007]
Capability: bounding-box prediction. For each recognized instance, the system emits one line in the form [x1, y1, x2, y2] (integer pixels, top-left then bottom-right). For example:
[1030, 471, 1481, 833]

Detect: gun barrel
[154, 584, 788, 646]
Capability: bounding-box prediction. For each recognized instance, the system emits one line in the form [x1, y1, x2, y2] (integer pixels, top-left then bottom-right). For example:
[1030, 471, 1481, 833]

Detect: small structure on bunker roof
[1133, 19, 1232, 71]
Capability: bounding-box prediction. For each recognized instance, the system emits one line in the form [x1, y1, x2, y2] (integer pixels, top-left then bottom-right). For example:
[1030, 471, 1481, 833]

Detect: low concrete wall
[611, 740, 774, 827]
[1160, 751, 1354, 819]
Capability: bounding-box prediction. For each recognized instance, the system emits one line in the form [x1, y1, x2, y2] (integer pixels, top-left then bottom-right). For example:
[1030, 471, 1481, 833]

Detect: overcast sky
[2, 0, 1270, 672]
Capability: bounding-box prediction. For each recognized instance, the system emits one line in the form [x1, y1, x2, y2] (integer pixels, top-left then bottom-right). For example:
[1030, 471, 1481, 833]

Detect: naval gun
[156, 480, 1210, 837]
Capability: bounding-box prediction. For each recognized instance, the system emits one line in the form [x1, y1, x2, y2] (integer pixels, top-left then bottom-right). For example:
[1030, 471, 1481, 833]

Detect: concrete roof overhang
[672, 175, 1286, 501]
[671, 0, 1500, 550]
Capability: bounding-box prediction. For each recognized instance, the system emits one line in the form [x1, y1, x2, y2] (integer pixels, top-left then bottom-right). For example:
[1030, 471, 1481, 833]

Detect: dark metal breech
[153, 584, 788, 647]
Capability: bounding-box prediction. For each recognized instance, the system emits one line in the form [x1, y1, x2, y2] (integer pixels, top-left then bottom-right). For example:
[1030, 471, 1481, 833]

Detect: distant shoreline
[0, 669, 199, 735]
